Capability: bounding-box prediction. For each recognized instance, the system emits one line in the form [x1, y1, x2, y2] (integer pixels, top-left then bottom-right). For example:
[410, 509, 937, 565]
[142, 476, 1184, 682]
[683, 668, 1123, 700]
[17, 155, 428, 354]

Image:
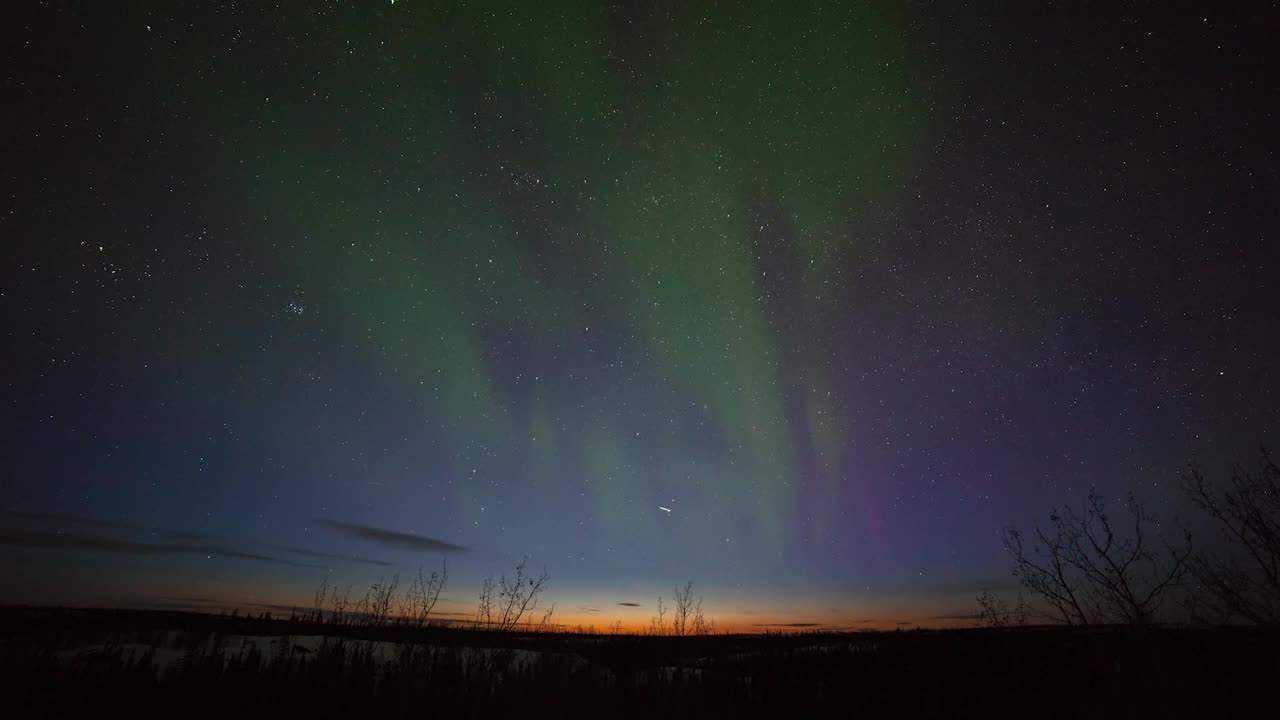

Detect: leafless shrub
[328, 583, 352, 625]
[975, 589, 1028, 628]
[313, 576, 328, 623]
[403, 558, 448, 627]
[496, 556, 549, 630]
[673, 582, 708, 636]
[1003, 486, 1192, 625]
[1182, 450, 1280, 625]
[691, 603, 714, 636]
[477, 576, 495, 628]
[355, 589, 370, 623]
[535, 602, 556, 632]
[650, 596, 666, 635]
[363, 574, 400, 626]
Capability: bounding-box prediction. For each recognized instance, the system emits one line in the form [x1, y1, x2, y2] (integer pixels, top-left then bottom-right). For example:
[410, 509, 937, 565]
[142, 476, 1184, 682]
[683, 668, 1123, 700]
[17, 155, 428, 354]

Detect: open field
[1, 606, 1275, 718]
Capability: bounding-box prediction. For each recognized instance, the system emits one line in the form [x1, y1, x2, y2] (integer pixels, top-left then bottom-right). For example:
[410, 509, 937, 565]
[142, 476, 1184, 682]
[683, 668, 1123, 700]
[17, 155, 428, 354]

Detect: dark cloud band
[0, 527, 316, 568]
[322, 520, 468, 553]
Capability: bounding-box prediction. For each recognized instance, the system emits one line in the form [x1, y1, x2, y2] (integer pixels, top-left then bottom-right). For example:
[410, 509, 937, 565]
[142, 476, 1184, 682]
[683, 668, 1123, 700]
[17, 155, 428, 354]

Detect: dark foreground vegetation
[1, 606, 1275, 719]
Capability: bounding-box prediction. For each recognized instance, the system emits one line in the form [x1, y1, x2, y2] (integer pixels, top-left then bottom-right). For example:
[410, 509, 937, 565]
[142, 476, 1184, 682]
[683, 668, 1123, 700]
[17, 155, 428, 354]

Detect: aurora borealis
[5, 2, 1277, 630]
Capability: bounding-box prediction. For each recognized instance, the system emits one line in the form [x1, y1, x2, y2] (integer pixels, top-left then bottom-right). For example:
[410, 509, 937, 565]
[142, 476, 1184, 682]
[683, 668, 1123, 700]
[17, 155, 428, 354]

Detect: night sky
[4, 1, 1277, 631]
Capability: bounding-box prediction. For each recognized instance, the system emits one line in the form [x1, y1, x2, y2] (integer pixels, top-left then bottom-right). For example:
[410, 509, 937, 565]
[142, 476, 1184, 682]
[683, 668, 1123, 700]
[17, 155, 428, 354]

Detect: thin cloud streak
[0, 511, 216, 542]
[0, 527, 317, 568]
[272, 545, 392, 567]
[322, 520, 468, 553]
[3, 511, 395, 569]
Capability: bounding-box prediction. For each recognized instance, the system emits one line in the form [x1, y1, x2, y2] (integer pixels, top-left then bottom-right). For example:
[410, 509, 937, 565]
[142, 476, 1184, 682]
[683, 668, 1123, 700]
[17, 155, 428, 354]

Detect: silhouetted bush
[1183, 449, 1280, 624]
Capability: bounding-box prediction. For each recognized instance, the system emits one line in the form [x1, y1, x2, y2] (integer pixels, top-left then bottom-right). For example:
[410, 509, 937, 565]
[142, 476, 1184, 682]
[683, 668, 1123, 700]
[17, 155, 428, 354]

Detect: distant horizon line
[0, 601, 991, 635]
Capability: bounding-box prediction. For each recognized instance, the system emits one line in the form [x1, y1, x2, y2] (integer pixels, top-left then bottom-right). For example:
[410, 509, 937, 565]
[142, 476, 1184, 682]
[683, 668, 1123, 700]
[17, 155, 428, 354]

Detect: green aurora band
[166, 0, 933, 576]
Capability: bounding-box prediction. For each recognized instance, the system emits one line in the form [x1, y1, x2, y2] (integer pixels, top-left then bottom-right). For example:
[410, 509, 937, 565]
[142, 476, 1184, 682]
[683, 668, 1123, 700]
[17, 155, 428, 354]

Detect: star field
[3, 1, 1276, 629]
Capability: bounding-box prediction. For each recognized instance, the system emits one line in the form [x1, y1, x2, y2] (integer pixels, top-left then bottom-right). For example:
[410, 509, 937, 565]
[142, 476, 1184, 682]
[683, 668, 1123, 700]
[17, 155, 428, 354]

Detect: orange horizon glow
[8, 575, 985, 634]
[40, 597, 979, 634]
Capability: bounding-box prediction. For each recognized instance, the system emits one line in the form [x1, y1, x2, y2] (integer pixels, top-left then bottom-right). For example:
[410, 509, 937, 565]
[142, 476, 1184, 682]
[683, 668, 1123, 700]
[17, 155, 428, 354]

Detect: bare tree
[535, 602, 556, 633]
[328, 583, 352, 625]
[1003, 487, 1192, 625]
[975, 588, 1028, 628]
[496, 556, 550, 630]
[673, 582, 696, 636]
[364, 574, 400, 626]
[477, 576, 496, 628]
[659, 582, 713, 636]
[1182, 450, 1280, 625]
[313, 575, 329, 623]
[650, 596, 667, 635]
[691, 598, 713, 636]
[355, 587, 370, 623]
[404, 558, 449, 627]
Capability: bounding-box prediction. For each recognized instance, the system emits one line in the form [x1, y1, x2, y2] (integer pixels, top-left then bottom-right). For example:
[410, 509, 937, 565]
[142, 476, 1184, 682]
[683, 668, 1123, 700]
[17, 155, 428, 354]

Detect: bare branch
[405, 557, 448, 627]
[477, 576, 495, 628]
[1004, 486, 1190, 625]
[495, 556, 550, 630]
[1182, 449, 1280, 624]
[650, 596, 667, 635]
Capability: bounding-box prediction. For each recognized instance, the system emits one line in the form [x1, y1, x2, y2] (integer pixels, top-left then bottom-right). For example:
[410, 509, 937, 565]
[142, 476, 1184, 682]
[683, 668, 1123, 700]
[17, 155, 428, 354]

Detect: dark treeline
[1, 606, 1275, 719]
